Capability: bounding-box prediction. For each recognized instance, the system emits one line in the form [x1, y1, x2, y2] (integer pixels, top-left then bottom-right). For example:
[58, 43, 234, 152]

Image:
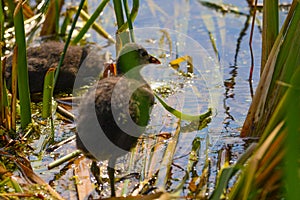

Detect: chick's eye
[142, 51, 148, 57]
[139, 49, 148, 57]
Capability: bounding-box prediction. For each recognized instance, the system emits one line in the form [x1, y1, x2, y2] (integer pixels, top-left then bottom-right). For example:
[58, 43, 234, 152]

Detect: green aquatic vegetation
[7, 0, 31, 129]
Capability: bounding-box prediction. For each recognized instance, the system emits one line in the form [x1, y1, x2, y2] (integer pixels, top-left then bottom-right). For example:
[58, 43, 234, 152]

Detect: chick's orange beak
[149, 55, 161, 64]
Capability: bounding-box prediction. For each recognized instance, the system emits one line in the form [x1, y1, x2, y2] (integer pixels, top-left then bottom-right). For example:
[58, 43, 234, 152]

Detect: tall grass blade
[0, 0, 3, 37]
[113, 0, 125, 29]
[284, 68, 300, 200]
[210, 143, 256, 200]
[113, 0, 129, 49]
[114, 0, 139, 47]
[0, 62, 10, 129]
[11, 47, 18, 130]
[8, 0, 32, 129]
[72, 0, 115, 44]
[54, 0, 85, 86]
[40, 0, 63, 37]
[261, 0, 279, 74]
[60, 8, 74, 37]
[241, 0, 300, 137]
[122, 0, 135, 42]
[155, 119, 181, 189]
[42, 68, 55, 119]
[0, 0, 5, 124]
[173, 137, 201, 195]
[154, 93, 212, 122]
[118, 0, 139, 33]
[228, 67, 300, 199]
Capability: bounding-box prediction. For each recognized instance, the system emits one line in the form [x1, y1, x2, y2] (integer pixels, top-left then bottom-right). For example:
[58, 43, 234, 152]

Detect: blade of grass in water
[72, 0, 115, 44]
[114, 0, 140, 46]
[11, 47, 18, 130]
[172, 137, 201, 196]
[261, 0, 279, 74]
[210, 143, 257, 200]
[113, 0, 125, 29]
[54, 0, 85, 86]
[0, 177, 23, 193]
[169, 55, 193, 74]
[242, 0, 300, 137]
[42, 68, 55, 119]
[154, 93, 212, 122]
[0, 73, 10, 130]
[0, 0, 4, 121]
[40, 0, 63, 36]
[60, 8, 74, 37]
[155, 119, 181, 188]
[231, 67, 300, 200]
[48, 150, 82, 170]
[54, 0, 60, 35]
[118, 0, 139, 33]
[284, 68, 300, 200]
[8, 0, 31, 129]
[10, 177, 23, 193]
[122, 0, 135, 42]
[228, 68, 300, 199]
[114, 0, 129, 48]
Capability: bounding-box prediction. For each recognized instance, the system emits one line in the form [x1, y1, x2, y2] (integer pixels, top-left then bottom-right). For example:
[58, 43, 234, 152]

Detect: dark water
[29, 0, 290, 198]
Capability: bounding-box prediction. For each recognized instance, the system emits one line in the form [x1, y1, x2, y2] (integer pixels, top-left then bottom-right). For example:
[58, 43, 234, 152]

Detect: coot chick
[76, 43, 160, 196]
[4, 41, 104, 94]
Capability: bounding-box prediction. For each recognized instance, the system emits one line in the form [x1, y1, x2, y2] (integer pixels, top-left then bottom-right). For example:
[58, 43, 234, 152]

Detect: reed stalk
[8, 0, 32, 129]
[42, 68, 55, 119]
[241, 0, 300, 137]
[54, 0, 85, 86]
[261, 0, 279, 74]
[72, 0, 114, 44]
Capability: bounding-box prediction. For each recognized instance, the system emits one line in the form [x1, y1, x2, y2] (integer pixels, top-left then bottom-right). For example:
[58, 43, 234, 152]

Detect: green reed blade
[40, 0, 63, 37]
[122, 0, 135, 42]
[72, 0, 115, 44]
[8, 0, 31, 129]
[54, 0, 85, 86]
[173, 137, 201, 196]
[261, 0, 279, 74]
[113, 0, 125, 29]
[211, 143, 257, 200]
[42, 68, 55, 119]
[154, 93, 212, 122]
[155, 119, 181, 189]
[60, 8, 74, 37]
[284, 68, 300, 200]
[118, 0, 139, 33]
[242, 0, 300, 137]
[0, 0, 4, 121]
